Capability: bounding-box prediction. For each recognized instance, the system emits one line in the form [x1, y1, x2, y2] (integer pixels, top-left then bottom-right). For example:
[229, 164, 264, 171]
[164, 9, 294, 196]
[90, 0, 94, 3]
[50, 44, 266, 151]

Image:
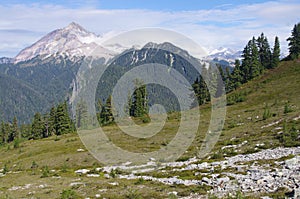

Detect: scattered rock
[87, 174, 100, 177]
[285, 156, 299, 169]
[108, 182, 119, 186]
[104, 174, 110, 179]
[261, 119, 283, 129]
[38, 184, 47, 189]
[168, 191, 178, 196]
[202, 177, 211, 184]
[77, 148, 85, 152]
[70, 182, 85, 187]
[95, 194, 101, 198]
[75, 169, 90, 174]
[293, 115, 300, 121]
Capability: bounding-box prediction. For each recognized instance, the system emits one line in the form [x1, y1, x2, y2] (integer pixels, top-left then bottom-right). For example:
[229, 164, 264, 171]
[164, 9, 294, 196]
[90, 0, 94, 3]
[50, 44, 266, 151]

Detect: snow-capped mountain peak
[209, 47, 235, 56]
[14, 22, 115, 63]
[208, 47, 241, 61]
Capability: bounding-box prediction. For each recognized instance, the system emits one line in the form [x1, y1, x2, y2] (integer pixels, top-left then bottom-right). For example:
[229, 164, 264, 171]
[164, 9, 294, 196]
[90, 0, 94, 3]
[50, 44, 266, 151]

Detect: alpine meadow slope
[0, 57, 299, 198]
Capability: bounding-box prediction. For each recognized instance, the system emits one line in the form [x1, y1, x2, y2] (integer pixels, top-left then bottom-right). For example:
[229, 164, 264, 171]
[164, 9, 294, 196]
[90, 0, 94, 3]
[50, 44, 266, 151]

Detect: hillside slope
[0, 60, 299, 198]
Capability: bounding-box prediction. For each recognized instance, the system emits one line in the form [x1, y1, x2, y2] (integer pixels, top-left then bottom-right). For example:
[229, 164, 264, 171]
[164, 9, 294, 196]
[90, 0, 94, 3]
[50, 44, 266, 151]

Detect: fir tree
[0, 121, 7, 144]
[55, 102, 72, 135]
[99, 95, 114, 125]
[271, 36, 280, 68]
[48, 106, 57, 135]
[129, 79, 149, 117]
[287, 22, 300, 60]
[31, 112, 44, 139]
[192, 67, 210, 106]
[240, 41, 252, 83]
[9, 116, 19, 142]
[230, 59, 243, 90]
[257, 33, 272, 69]
[42, 114, 50, 138]
[20, 124, 31, 139]
[249, 37, 262, 79]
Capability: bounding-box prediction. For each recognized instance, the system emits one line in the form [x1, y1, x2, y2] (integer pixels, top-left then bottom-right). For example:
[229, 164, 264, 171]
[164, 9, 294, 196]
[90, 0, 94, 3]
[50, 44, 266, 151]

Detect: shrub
[3, 164, 8, 174]
[211, 151, 224, 160]
[227, 91, 247, 106]
[13, 139, 20, 149]
[61, 189, 79, 199]
[277, 123, 300, 147]
[41, 166, 50, 178]
[263, 107, 271, 120]
[284, 103, 293, 114]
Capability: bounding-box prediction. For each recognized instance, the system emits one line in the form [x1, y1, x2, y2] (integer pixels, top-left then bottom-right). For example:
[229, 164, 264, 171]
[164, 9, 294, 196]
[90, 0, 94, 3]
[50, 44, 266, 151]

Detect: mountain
[0, 73, 46, 122]
[0, 22, 224, 123]
[206, 47, 242, 67]
[14, 22, 115, 63]
[94, 41, 208, 113]
[0, 55, 82, 123]
[208, 47, 242, 60]
[0, 57, 13, 64]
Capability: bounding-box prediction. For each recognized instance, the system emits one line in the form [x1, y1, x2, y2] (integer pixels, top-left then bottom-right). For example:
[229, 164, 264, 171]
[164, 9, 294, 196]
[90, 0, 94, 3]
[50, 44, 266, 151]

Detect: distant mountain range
[0, 22, 239, 123]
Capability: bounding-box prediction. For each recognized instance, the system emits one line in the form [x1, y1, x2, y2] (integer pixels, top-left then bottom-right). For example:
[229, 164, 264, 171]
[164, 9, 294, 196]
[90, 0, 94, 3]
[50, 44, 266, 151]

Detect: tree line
[96, 79, 149, 126]
[192, 22, 300, 105]
[0, 101, 74, 145]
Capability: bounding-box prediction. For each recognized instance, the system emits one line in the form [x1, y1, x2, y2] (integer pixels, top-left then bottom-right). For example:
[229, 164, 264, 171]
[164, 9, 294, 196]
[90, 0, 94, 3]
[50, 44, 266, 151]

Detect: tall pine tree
[229, 59, 243, 91]
[31, 112, 44, 139]
[9, 116, 19, 142]
[55, 102, 72, 135]
[257, 33, 272, 69]
[129, 79, 149, 118]
[249, 37, 262, 79]
[271, 36, 280, 68]
[99, 95, 114, 126]
[287, 23, 300, 60]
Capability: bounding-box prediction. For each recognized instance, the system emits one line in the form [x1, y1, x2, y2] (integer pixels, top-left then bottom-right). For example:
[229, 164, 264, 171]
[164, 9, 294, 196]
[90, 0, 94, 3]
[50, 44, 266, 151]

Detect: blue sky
[1, 0, 275, 10]
[0, 0, 299, 57]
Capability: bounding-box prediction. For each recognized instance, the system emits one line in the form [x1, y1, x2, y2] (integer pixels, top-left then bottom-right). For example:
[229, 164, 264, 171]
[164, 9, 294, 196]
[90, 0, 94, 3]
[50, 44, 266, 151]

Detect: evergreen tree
[192, 67, 210, 106]
[129, 79, 149, 117]
[271, 36, 280, 68]
[48, 106, 57, 135]
[287, 22, 300, 60]
[55, 102, 72, 135]
[31, 112, 44, 139]
[230, 59, 243, 90]
[42, 113, 50, 138]
[99, 95, 114, 125]
[9, 116, 19, 142]
[198, 75, 210, 104]
[20, 124, 31, 139]
[240, 41, 252, 83]
[192, 77, 201, 106]
[257, 33, 272, 69]
[249, 37, 262, 79]
[240, 37, 262, 83]
[0, 121, 7, 144]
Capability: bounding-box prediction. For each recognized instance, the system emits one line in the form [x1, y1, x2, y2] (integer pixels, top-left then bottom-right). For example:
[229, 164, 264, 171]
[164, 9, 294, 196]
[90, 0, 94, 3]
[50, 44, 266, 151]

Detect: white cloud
[0, 0, 299, 57]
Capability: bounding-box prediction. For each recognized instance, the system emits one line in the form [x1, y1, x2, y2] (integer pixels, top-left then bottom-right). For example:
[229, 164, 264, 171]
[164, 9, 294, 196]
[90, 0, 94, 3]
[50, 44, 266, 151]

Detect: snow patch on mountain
[14, 22, 116, 63]
[205, 47, 242, 66]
